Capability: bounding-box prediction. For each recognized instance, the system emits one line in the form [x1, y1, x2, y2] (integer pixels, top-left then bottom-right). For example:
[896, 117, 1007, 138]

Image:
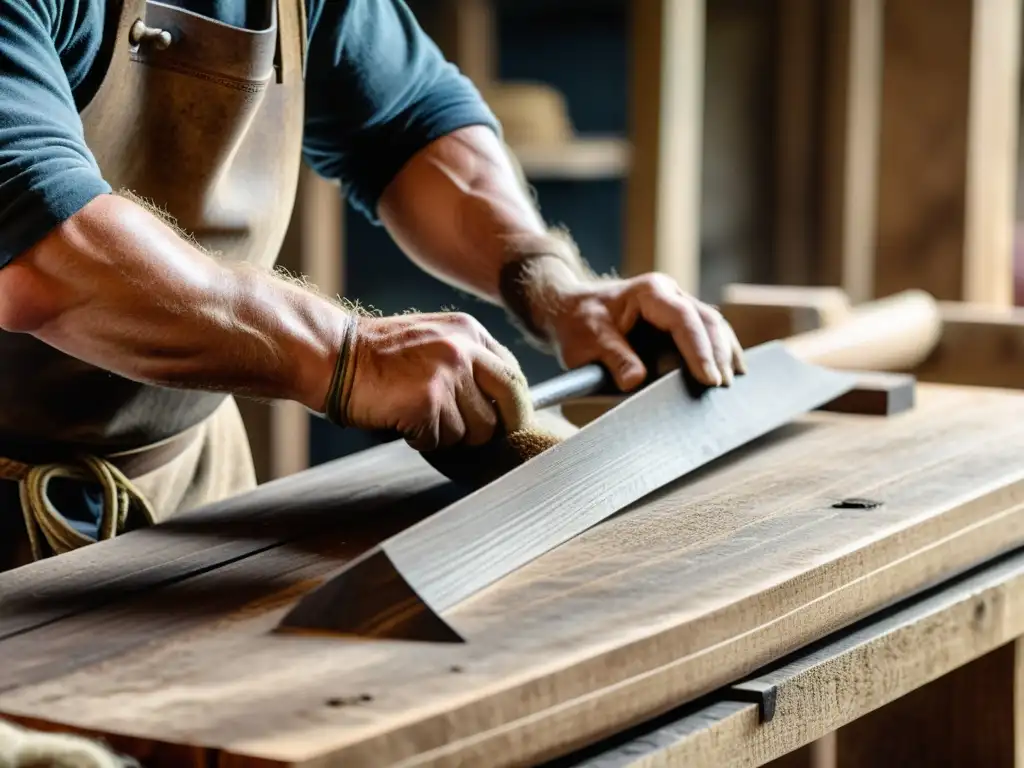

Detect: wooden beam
[913, 302, 1024, 390]
[773, 0, 822, 287]
[434, 0, 497, 88]
[720, 283, 851, 348]
[624, 0, 705, 294]
[873, 0, 1021, 305]
[964, 0, 1022, 305]
[556, 549, 1024, 768]
[719, 288, 1024, 391]
[820, 0, 883, 301]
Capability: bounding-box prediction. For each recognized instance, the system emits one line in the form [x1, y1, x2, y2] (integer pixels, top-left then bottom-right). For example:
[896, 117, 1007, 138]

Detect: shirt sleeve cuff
[0, 168, 111, 267]
[340, 97, 502, 224]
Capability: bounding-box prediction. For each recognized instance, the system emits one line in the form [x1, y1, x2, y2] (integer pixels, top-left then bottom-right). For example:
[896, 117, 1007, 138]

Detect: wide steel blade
[276, 341, 857, 641]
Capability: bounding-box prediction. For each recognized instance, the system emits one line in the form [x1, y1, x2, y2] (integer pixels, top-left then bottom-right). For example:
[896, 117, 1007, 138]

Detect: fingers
[632, 277, 720, 387]
[697, 305, 737, 386]
[474, 348, 533, 433]
[629, 275, 748, 387]
[725, 317, 747, 375]
[594, 329, 647, 391]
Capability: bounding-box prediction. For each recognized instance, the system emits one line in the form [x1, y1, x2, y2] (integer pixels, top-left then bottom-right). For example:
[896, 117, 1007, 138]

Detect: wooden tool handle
[781, 289, 941, 370]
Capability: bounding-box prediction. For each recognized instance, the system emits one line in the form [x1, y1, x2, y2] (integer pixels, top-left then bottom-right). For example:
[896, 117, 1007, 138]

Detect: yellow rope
[0, 455, 156, 561]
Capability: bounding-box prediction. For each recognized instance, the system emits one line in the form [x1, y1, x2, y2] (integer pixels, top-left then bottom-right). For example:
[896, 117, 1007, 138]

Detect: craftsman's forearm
[378, 125, 578, 304]
[0, 193, 345, 412]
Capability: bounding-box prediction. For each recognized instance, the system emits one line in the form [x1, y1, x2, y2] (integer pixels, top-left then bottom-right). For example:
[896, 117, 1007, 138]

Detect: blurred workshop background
[239, 0, 1024, 482]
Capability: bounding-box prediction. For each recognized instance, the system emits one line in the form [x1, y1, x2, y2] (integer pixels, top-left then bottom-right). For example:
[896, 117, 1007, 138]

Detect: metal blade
[276, 342, 857, 640]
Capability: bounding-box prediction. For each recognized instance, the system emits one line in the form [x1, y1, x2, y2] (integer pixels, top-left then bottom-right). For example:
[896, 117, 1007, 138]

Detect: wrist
[497, 230, 592, 346]
[316, 312, 359, 424]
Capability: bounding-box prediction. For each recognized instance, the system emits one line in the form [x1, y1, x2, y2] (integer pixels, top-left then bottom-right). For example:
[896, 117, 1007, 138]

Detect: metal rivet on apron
[129, 19, 173, 50]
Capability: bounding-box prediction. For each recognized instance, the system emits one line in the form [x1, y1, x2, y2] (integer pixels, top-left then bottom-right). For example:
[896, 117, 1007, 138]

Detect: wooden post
[820, 0, 883, 302]
[624, 0, 705, 295]
[773, 0, 823, 288]
[433, 0, 497, 89]
[872, 0, 1021, 305]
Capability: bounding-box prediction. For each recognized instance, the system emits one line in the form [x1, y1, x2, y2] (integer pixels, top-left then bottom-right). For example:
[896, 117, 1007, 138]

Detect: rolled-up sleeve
[0, 0, 111, 268]
[302, 0, 500, 222]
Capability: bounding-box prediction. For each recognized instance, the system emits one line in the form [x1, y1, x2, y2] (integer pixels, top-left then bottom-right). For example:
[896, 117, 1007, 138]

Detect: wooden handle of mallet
[781, 289, 941, 370]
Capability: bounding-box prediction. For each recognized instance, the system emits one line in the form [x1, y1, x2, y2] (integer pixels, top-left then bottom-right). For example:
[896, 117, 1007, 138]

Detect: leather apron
[0, 0, 307, 567]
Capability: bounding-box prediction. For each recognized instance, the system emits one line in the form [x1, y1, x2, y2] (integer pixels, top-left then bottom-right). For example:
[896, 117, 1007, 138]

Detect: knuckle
[637, 271, 675, 295]
[447, 311, 482, 334]
[433, 336, 468, 368]
[413, 376, 446, 419]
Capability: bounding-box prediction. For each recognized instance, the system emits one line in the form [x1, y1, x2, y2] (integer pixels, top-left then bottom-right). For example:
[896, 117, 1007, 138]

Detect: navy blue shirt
[0, 0, 500, 267]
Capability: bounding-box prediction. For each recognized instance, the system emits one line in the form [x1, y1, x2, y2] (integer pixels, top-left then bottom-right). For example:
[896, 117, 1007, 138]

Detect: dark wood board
[0, 385, 1023, 768]
[817, 371, 916, 416]
[278, 342, 857, 639]
[0, 440, 463, 642]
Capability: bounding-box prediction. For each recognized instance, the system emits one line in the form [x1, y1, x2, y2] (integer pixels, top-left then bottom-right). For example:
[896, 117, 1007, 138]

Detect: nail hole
[449, 665, 464, 673]
[325, 693, 373, 708]
[832, 498, 882, 510]
[975, 601, 987, 621]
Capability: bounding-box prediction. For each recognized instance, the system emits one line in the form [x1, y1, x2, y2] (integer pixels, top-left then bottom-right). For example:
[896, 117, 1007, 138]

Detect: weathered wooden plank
[278, 344, 855, 639]
[554, 547, 1024, 767]
[0, 441, 459, 641]
[0, 386, 1022, 767]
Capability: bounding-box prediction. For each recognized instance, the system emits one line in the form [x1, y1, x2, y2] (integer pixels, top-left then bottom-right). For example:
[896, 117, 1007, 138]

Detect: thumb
[597, 330, 647, 391]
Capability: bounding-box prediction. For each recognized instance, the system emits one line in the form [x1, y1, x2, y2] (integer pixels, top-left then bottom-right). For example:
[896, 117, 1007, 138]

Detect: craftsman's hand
[522, 258, 746, 391]
[336, 312, 532, 451]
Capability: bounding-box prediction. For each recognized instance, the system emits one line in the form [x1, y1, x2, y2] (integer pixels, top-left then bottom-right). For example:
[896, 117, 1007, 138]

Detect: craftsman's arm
[303, 1, 741, 389]
[378, 124, 550, 304]
[376, 125, 745, 390]
[0, 0, 528, 449]
[0, 192, 527, 448]
[0, 192, 347, 413]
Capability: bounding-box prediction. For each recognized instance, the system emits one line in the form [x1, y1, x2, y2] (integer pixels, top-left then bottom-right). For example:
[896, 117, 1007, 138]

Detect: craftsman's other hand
[531, 266, 746, 391]
[339, 312, 531, 451]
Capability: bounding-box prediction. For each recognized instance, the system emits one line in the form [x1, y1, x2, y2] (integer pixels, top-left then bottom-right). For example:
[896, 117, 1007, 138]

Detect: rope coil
[0, 455, 156, 561]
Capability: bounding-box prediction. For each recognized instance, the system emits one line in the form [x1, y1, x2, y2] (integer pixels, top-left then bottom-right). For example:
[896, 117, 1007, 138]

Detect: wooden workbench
[555, 543, 1024, 768]
[1, 382, 1023, 767]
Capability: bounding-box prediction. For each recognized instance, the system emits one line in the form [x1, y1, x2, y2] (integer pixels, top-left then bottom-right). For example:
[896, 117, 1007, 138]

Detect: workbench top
[1, 383, 1023, 767]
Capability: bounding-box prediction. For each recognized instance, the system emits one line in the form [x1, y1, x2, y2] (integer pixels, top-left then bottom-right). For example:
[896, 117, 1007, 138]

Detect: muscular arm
[0, 193, 346, 413]
[377, 125, 566, 304]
